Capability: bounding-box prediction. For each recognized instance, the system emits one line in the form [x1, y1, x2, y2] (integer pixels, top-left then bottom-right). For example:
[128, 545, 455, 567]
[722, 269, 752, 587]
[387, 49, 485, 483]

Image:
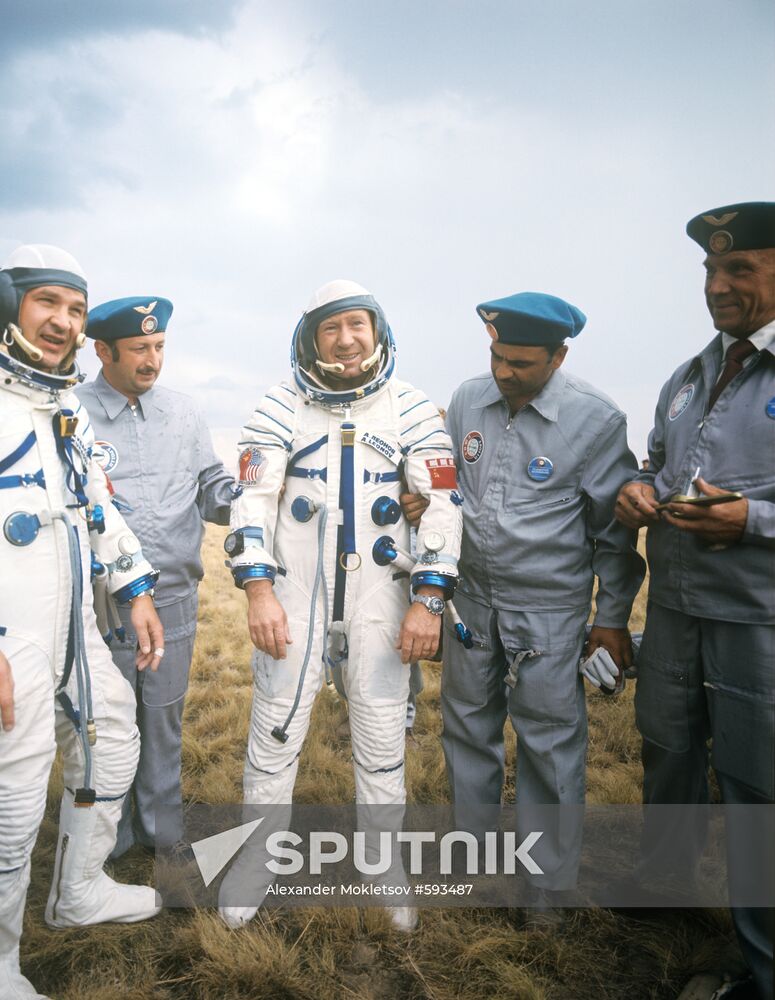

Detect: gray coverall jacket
[634, 329, 775, 795]
[441, 368, 644, 887]
[77, 372, 234, 851]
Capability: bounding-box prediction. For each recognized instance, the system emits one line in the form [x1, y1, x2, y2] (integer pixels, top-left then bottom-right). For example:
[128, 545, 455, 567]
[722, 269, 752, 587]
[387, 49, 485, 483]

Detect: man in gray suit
[78, 296, 234, 855]
[616, 202, 775, 999]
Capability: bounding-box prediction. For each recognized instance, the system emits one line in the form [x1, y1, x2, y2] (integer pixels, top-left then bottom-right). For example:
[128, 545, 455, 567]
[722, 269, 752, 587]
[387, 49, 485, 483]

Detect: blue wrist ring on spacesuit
[233, 564, 276, 589]
[113, 571, 159, 605]
[411, 570, 456, 600]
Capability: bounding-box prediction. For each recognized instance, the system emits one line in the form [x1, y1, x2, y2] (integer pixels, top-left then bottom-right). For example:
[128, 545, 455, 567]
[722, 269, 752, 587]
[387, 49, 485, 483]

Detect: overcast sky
[2, 0, 773, 464]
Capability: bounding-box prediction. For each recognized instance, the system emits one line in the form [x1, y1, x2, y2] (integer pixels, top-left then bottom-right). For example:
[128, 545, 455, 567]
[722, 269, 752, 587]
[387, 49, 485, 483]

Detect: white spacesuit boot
[0, 863, 50, 999]
[218, 759, 297, 928]
[44, 792, 160, 928]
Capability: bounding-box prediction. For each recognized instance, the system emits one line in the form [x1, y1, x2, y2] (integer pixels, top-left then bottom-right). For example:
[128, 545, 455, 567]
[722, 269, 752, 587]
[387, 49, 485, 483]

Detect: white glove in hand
[580, 646, 623, 693]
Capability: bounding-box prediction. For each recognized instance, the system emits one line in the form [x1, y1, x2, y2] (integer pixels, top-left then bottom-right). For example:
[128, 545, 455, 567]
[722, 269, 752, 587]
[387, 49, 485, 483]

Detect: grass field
[21, 527, 743, 999]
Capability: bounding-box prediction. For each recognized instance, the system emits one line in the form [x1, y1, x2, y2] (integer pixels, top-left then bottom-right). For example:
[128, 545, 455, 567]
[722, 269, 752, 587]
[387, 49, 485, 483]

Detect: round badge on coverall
[527, 456, 553, 481]
[462, 430, 484, 463]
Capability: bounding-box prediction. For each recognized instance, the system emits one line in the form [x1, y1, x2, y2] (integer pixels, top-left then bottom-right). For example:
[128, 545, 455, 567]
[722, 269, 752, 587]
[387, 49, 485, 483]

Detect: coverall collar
[472, 369, 566, 422]
[92, 369, 160, 419]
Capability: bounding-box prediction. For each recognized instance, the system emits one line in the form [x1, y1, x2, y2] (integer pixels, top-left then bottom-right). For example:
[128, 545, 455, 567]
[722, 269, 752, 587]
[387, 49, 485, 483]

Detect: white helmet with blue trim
[0, 243, 88, 390]
[291, 279, 396, 406]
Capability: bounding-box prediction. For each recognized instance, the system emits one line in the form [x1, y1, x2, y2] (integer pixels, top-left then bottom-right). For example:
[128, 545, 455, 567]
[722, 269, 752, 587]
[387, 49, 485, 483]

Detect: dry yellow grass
[21, 528, 742, 999]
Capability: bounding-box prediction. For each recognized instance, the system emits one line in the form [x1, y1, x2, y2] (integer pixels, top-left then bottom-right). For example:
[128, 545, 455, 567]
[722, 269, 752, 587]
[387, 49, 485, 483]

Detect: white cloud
[2, 1, 774, 460]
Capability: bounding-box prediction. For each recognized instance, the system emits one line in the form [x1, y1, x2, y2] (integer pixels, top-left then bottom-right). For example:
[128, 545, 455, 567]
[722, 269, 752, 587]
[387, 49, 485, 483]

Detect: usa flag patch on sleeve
[425, 457, 458, 489]
[238, 447, 267, 484]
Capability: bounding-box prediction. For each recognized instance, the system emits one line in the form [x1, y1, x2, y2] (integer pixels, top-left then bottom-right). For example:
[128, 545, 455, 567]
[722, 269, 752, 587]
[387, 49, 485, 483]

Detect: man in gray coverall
[78, 296, 234, 855]
[404, 292, 645, 893]
[616, 202, 775, 1000]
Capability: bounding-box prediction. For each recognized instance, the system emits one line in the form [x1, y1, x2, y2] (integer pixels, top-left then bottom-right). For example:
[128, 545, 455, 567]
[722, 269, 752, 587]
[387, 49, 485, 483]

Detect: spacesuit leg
[219, 582, 326, 926]
[345, 595, 410, 806]
[345, 601, 417, 931]
[110, 595, 198, 855]
[45, 617, 160, 928]
[0, 636, 56, 999]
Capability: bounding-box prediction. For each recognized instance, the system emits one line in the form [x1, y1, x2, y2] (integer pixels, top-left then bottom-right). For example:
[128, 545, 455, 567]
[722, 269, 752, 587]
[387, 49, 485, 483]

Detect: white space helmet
[291, 279, 396, 405]
[0, 243, 88, 387]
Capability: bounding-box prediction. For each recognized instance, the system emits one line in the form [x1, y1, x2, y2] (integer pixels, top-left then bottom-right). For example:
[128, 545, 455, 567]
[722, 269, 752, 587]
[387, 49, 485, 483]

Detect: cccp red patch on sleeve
[425, 457, 458, 489]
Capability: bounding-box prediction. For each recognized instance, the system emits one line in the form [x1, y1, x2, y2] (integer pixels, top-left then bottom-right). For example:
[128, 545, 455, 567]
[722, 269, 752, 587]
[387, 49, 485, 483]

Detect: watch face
[224, 532, 239, 556]
[428, 597, 445, 615]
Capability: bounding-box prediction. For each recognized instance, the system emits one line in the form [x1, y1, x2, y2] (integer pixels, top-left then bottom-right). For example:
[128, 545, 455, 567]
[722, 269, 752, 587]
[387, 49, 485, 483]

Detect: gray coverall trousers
[110, 592, 199, 856]
[441, 591, 588, 891]
[636, 603, 774, 1000]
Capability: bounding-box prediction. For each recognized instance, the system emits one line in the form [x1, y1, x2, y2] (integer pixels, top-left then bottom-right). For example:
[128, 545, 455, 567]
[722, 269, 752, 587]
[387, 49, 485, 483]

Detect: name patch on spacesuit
[425, 457, 458, 489]
[239, 446, 267, 484]
[92, 440, 119, 474]
[358, 431, 400, 465]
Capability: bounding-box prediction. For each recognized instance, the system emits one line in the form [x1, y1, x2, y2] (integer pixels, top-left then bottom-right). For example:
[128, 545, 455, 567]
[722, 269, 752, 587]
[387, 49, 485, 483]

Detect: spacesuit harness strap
[0, 429, 46, 490]
[332, 421, 357, 623]
[286, 433, 329, 482]
[52, 408, 89, 508]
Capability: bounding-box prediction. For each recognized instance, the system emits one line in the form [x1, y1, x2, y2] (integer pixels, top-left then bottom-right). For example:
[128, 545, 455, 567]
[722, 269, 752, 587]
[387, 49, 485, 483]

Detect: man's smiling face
[18, 285, 87, 372]
[315, 308, 376, 385]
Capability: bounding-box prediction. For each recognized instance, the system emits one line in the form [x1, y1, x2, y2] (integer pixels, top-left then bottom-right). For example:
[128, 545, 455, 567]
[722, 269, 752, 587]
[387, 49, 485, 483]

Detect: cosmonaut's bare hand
[614, 482, 660, 528]
[662, 477, 748, 544]
[130, 594, 165, 672]
[396, 602, 441, 664]
[0, 651, 14, 731]
[245, 579, 292, 660]
[399, 491, 429, 527]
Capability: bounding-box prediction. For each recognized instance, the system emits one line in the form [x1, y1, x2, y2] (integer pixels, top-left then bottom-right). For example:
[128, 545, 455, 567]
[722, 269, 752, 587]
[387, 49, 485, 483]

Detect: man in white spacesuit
[219, 280, 463, 929]
[0, 245, 164, 1000]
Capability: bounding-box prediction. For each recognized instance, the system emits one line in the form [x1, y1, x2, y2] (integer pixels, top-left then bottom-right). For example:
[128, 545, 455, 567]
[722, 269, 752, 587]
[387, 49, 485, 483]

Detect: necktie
[707, 338, 756, 411]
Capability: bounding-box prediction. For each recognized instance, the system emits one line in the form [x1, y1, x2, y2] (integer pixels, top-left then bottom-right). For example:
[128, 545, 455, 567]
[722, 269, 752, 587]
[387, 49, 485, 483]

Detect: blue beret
[686, 201, 775, 255]
[476, 292, 586, 347]
[87, 296, 173, 341]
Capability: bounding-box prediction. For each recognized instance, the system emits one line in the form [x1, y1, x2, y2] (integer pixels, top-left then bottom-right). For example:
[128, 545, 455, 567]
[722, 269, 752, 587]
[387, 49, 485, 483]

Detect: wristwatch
[412, 593, 445, 616]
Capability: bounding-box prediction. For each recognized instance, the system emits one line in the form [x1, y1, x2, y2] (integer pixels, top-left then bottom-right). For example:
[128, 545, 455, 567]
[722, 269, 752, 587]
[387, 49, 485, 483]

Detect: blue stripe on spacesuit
[0, 430, 36, 474]
[241, 428, 292, 450]
[333, 423, 356, 621]
[402, 428, 451, 451]
[399, 398, 434, 418]
[333, 526, 346, 621]
[402, 416, 442, 436]
[257, 408, 293, 435]
[265, 394, 296, 415]
[340, 423, 356, 556]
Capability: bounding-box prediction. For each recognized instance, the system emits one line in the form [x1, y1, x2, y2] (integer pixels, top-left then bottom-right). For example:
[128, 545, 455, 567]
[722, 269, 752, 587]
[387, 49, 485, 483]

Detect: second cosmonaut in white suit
[219, 281, 463, 926]
[0, 246, 164, 1000]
